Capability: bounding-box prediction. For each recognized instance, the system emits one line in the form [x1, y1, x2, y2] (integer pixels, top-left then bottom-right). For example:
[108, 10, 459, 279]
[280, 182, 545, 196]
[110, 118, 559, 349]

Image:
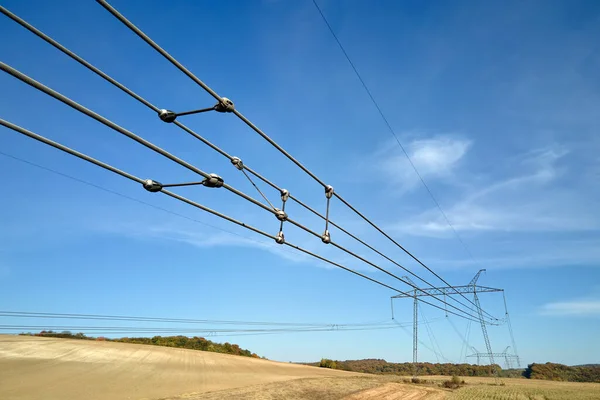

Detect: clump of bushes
[441, 375, 465, 389]
[319, 358, 337, 369]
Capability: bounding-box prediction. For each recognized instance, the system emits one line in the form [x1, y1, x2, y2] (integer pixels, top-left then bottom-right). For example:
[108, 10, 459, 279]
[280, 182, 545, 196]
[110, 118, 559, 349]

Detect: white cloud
[124, 225, 312, 264]
[378, 135, 471, 191]
[540, 300, 600, 317]
[396, 144, 600, 235]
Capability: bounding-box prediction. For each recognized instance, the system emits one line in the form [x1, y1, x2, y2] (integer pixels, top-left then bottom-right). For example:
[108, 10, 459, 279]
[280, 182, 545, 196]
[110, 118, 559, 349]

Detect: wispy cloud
[377, 135, 472, 191]
[540, 300, 600, 317]
[395, 144, 600, 235]
[119, 224, 313, 264]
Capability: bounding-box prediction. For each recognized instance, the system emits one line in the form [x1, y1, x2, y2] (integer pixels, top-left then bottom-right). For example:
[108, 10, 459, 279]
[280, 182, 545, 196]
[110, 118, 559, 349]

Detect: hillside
[21, 331, 261, 358]
[0, 335, 360, 400]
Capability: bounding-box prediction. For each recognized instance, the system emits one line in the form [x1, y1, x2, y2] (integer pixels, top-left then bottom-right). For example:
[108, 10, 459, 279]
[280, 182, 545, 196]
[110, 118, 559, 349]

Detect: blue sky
[0, 0, 599, 366]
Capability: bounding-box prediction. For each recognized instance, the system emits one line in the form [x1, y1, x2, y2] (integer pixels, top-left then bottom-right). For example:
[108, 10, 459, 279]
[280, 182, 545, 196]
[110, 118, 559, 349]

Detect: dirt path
[344, 383, 445, 400]
[0, 335, 359, 400]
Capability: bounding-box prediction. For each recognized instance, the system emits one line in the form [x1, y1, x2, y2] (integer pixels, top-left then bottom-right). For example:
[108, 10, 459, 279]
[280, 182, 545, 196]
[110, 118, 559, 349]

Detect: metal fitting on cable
[275, 208, 288, 222]
[142, 179, 163, 192]
[201, 173, 224, 188]
[275, 231, 285, 244]
[325, 185, 334, 199]
[231, 156, 244, 170]
[214, 97, 235, 113]
[158, 109, 177, 123]
[321, 230, 331, 244]
[280, 189, 290, 202]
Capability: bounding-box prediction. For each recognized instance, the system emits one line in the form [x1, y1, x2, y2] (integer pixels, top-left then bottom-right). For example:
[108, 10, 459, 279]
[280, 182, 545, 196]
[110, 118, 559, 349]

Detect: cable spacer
[231, 156, 244, 170]
[214, 97, 235, 113]
[321, 230, 331, 244]
[142, 179, 163, 192]
[201, 173, 224, 188]
[158, 109, 177, 123]
[325, 185, 334, 199]
[280, 189, 290, 202]
[274, 208, 288, 221]
[275, 231, 285, 244]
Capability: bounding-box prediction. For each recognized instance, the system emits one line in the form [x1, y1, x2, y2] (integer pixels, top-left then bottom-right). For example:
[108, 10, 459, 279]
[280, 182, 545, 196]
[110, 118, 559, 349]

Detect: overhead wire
[0, 63, 489, 324]
[91, 0, 498, 323]
[0, 118, 490, 324]
[0, 310, 396, 328]
[0, 5, 486, 322]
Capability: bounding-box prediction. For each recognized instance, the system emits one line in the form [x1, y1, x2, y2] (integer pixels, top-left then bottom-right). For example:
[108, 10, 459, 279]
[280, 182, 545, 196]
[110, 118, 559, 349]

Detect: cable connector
[321, 230, 331, 244]
[275, 231, 285, 244]
[325, 185, 334, 199]
[215, 97, 235, 113]
[142, 179, 163, 192]
[158, 109, 177, 123]
[201, 173, 224, 188]
[274, 208, 288, 221]
[231, 156, 244, 170]
[280, 189, 290, 202]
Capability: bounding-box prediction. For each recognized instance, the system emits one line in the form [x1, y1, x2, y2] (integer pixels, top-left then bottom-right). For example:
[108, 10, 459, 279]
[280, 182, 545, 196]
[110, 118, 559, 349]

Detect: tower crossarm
[392, 285, 502, 298]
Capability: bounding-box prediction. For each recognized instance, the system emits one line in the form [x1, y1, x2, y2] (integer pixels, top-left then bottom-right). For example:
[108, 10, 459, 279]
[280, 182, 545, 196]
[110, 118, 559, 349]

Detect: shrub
[319, 358, 337, 369]
[441, 375, 465, 389]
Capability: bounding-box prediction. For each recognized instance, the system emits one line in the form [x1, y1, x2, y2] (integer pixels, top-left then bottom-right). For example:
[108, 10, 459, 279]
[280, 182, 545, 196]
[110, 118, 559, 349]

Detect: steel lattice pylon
[391, 269, 513, 378]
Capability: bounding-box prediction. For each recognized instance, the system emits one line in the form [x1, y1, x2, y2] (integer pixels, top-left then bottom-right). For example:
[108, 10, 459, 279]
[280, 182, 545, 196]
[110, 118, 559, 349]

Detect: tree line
[523, 362, 600, 383]
[313, 358, 500, 376]
[314, 359, 600, 383]
[20, 331, 262, 359]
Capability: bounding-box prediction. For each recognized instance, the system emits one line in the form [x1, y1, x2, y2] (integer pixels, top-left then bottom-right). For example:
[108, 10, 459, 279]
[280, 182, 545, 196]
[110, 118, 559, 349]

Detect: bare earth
[0, 335, 443, 400]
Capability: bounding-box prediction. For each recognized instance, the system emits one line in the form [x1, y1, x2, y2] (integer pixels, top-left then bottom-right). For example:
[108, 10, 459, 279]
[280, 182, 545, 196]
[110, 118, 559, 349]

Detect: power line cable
[93, 0, 497, 322]
[0, 5, 486, 320]
[0, 118, 487, 324]
[0, 310, 396, 328]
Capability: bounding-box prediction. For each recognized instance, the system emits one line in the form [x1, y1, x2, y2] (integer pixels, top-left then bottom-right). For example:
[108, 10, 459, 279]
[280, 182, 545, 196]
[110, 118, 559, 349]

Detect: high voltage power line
[0, 310, 436, 338]
[0, 3, 499, 325]
[0, 5, 496, 324]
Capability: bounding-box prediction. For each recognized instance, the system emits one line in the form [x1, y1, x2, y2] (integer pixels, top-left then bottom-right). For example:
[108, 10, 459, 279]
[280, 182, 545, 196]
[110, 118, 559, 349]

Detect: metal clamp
[214, 97, 235, 113]
[275, 208, 288, 222]
[321, 230, 331, 244]
[201, 173, 224, 188]
[280, 189, 290, 202]
[158, 109, 177, 123]
[325, 185, 334, 199]
[275, 231, 285, 244]
[142, 179, 163, 192]
[231, 156, 244, 170]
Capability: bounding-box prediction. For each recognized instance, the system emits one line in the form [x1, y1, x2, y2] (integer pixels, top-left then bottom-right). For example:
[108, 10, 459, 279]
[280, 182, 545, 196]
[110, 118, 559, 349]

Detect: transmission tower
[391, 269, 510, 378]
